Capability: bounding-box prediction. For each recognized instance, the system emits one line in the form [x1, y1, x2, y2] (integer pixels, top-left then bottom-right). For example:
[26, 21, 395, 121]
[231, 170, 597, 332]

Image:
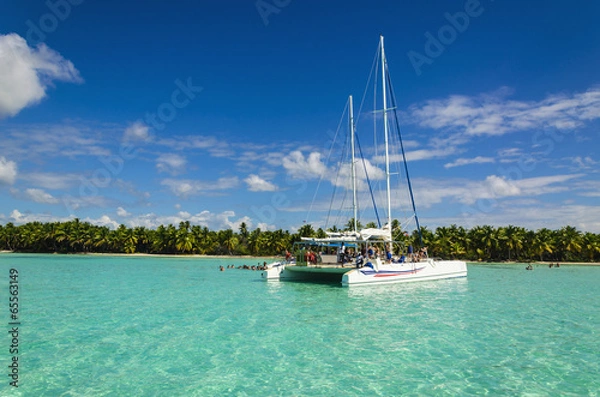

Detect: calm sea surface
[0, 254, 598, 396]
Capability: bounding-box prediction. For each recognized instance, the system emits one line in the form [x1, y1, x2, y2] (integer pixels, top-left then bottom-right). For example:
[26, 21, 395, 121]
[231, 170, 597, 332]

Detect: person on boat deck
[285, 250, 291, 262]
[367, 245, 374, 259]
[419, 246, 428, 260]
[408, 245, 414, 261]
[355, 251, 364, 268]
[386, 249, 393, 263]
[338, 243, 346, 263]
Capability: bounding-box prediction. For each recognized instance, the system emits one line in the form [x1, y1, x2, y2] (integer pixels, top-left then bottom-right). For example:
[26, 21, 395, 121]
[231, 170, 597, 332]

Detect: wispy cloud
[0, 33, 82, 118]
[161, 177, 239, 197]
[156, 153, 187, 175]
[22, 172, 80, 189]
[413, 173, 583, 208]
[409, 86, 600, 136]
[23, 188, 59, 204]
[1, 124, 110, 160]
[444, 156, 495, 168]
[158, 135, 234, 158]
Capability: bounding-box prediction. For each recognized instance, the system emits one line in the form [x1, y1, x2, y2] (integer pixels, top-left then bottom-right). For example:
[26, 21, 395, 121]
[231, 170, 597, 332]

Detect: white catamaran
[262, 36, 467, 286]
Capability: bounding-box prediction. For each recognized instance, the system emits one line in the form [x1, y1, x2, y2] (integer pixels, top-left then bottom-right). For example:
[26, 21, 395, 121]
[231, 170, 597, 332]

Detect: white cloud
[84, 215, 119, 229]
[333, 158, 385, 190]
[8, 209, 71, 224]
[282, 151, 327, 180]
[116, 207, 131, 217]
[244, 174, 278, 192]
[444, 156, 495, 168]
[156, 153, 186, 174]
[24, 188, 59, 204]
[161, 177, 239, 197]
[123, 121, 150, 142]
[0, 33, 82, 118]
[0, 156, 17, 185]
[410, 86, 600, 136]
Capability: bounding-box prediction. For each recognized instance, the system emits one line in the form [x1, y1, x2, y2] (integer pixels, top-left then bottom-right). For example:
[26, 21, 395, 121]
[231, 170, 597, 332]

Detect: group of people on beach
[219, 261, 269, 271]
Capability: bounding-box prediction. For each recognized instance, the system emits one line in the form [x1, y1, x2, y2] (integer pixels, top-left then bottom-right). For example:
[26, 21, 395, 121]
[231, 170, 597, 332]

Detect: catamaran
[262, 36, 467, 286]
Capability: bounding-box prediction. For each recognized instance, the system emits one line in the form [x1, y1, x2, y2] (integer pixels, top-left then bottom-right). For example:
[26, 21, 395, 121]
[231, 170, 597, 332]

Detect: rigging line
[373, 47, 379, 161]
[326, 118, 351, 230]
[355, 44, 381, 128]
[355, 131, 382, 228]
[307, 99, 348, 225]
[386, 71, 423, 247]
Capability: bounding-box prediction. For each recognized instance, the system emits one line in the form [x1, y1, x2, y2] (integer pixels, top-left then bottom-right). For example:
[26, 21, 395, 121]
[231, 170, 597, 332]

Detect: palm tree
[297, 224, 315, 238]
[433, 226, 452, 258]
[327, 225, 339, 233]
[557, 226, 582, 261]
[248, 228, 262, 255]
[175, 227, 194, 254]
[220, 229, 239, 255]
[344, 218, 363, 232]
[531, 228, 555, 261]
[503, 225, 524, 261]
[582, 232, 600, 262]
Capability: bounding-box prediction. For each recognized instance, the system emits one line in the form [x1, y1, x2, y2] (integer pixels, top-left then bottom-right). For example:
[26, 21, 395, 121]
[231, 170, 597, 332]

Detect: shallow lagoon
[1, 254, 598, 396]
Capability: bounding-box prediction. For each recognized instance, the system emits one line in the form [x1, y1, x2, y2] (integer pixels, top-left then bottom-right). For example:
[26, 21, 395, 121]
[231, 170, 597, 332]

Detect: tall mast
[349, 95, 358, 234]
[380, 35, 392, 232]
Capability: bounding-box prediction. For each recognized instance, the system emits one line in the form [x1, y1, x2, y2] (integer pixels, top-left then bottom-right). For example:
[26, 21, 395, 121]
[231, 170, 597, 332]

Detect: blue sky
[1, 0, 599, 232]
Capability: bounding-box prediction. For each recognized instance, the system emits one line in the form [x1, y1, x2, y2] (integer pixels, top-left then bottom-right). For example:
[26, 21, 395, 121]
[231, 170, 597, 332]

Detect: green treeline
[0, 220, 599, 262]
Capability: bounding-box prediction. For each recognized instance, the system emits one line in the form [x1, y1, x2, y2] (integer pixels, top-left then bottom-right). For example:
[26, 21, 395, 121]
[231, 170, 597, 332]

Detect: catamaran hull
[342, 259, 467, 286]
[262, 263, 350, 282]
[263, 259, 467, 286]
[261, 262, 286, 280]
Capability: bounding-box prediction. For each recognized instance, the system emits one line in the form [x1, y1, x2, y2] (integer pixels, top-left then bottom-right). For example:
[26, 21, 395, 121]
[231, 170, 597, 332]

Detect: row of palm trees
[0, 219, 599, 262]
[0, 220, 293, 256]
[413, 224, 600, 262]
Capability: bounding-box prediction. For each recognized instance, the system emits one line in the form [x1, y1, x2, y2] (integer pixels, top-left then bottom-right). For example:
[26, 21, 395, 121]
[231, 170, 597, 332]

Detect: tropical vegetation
[0, 220, 599, 262]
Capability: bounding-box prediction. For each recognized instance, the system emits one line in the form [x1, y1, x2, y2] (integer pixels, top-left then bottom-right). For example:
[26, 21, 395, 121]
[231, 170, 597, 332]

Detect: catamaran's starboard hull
[341, 259, 467, 287]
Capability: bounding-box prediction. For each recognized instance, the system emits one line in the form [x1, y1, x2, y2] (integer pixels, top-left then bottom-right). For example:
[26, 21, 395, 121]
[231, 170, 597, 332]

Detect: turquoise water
[1, 254, 598, 396]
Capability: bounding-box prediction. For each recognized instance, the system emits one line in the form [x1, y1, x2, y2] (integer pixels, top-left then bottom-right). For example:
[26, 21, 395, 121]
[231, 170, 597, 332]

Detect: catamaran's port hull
[262, 264, 350, 283]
